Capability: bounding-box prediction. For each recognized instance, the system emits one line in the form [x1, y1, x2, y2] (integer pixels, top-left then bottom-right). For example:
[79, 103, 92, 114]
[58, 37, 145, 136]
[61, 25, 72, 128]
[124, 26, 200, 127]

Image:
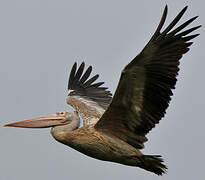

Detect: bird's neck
[50, 118, 80, 143]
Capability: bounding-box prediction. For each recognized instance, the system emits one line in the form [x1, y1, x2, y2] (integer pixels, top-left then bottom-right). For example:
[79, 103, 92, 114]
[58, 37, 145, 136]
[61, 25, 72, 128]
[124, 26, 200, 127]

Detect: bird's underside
[4, 5, 200, 176]
[52, 125, 166, 175]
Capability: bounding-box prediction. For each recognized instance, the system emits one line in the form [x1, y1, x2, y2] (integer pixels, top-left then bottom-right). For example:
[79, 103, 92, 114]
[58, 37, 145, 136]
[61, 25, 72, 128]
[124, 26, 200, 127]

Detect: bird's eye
[56, 112, 65, 116]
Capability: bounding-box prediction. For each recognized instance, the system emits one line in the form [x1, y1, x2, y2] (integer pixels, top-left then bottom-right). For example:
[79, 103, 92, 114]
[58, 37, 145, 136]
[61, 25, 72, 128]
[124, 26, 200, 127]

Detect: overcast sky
[0, 0, 204, 180]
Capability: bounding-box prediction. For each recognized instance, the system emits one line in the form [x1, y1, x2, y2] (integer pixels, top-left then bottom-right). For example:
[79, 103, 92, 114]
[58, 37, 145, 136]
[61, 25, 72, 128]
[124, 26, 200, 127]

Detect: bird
[4, 5, 200, 175]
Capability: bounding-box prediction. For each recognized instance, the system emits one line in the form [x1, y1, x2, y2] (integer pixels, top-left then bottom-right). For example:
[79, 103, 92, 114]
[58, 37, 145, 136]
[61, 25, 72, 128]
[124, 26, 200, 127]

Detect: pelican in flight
[4, 6, 200, 175]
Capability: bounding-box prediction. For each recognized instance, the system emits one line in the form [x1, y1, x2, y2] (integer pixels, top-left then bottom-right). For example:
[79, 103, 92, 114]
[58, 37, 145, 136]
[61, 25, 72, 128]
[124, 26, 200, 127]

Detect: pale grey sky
[0, 0, 204, 180]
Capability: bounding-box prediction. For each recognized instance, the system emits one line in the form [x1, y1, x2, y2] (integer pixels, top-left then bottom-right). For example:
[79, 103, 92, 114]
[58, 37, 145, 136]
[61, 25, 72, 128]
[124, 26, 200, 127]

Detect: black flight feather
[68, 62, 112, 109]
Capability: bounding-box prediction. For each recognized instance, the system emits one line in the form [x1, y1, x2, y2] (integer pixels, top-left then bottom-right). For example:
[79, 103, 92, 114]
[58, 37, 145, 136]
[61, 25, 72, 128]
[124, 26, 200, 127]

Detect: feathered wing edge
[68, 62, 112, 109]
[132, 5, 201, 135]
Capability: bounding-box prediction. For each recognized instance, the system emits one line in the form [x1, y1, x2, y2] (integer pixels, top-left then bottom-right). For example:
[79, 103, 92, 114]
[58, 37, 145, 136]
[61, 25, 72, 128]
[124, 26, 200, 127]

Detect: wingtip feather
[67, 62, 112, 108]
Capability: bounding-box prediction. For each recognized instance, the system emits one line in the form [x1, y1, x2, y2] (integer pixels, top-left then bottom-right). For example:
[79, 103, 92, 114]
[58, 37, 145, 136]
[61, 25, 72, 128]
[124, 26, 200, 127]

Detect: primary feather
[67, 62, 112, 125]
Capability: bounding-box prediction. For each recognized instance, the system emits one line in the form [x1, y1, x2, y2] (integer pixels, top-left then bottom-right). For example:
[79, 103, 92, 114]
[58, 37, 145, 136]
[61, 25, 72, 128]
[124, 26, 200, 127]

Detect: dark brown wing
[67, 62, 112, 125]
[68, 62, 112, 109]
[95, 6, 200, 149]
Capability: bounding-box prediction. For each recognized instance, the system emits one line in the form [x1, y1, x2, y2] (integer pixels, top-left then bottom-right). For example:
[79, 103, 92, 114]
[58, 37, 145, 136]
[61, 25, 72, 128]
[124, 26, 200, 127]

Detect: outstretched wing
[95, 6, 200, 149]
[67, 62, 112, 126]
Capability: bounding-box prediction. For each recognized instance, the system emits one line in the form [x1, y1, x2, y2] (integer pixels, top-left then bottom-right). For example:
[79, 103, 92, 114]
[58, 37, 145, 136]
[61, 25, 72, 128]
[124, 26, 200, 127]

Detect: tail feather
[139, 155, 167, 175]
